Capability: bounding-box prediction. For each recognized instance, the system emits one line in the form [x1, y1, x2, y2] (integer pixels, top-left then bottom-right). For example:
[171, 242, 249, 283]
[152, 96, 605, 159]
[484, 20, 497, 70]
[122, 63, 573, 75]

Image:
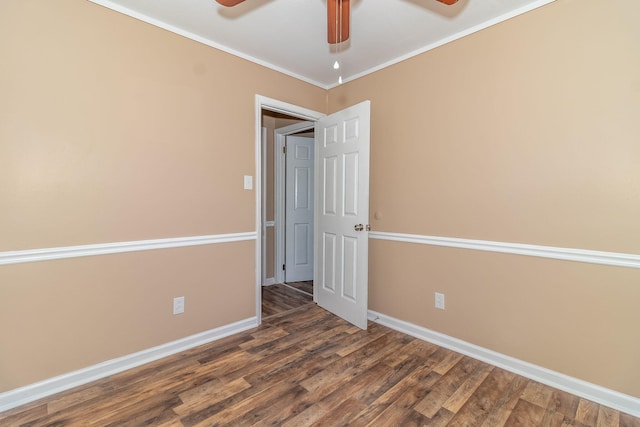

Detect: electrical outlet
[173, 296, 185, 315]
[435, 292, 445, 310]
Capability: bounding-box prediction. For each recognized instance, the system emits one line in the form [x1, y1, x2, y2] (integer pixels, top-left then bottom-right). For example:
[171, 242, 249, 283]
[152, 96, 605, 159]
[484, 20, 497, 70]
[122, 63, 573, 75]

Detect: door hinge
[283, 146, 287, 154]
[282, 264, 286, 271]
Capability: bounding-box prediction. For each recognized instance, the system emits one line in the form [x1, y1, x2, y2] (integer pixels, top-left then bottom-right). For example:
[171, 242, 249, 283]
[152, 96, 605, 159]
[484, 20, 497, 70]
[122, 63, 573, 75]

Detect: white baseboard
[4, 311, 637, 417]
[262, 278, 277, 286]
[0, 317, 259, 413]
[368, 310, 640, 418]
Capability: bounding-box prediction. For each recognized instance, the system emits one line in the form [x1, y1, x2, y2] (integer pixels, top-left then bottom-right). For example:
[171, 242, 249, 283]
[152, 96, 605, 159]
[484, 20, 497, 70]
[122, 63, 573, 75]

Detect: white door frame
[274, 122, 315, 285]
[261, 126, 275, 286]
[255, 95, 324, 323]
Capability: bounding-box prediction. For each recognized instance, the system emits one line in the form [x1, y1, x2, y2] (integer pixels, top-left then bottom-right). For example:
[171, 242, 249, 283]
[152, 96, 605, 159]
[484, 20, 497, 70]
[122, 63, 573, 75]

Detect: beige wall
[330, 0, 640, 397]
[0, 0, 325, 392]
[1, 243, 254, 389]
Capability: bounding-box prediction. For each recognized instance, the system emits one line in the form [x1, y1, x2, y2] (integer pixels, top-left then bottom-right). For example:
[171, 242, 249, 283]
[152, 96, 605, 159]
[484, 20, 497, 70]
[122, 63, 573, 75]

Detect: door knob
[354, 224, 364, 231]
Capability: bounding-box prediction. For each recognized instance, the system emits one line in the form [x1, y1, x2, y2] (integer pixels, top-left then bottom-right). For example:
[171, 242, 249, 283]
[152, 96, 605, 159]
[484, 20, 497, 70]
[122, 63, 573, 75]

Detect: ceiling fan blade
[435, 0, 460, 4]
[215, 0, 246, 6]
[327, 0, 350, 44]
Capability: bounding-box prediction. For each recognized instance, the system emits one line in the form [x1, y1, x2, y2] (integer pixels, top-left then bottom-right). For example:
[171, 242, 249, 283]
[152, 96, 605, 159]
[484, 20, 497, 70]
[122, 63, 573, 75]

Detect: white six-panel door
[285, 136, 314, 282]
[315, 101, 371, 329]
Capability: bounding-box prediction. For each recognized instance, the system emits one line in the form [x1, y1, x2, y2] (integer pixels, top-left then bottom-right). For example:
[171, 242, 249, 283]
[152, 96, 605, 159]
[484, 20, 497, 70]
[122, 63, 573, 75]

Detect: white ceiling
[89, 0, 555, 89]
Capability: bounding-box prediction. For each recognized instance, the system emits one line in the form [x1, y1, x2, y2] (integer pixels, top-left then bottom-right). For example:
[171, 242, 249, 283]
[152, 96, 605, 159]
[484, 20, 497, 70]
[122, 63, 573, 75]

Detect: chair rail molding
[0, 232, 257, 266]
[368, 231, 640, 269]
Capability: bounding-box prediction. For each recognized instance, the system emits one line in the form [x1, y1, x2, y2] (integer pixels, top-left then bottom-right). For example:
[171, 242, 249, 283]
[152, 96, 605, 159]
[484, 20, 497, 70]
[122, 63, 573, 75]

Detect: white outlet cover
[435, 292, 445, 310]
[173, 296, 185, 315]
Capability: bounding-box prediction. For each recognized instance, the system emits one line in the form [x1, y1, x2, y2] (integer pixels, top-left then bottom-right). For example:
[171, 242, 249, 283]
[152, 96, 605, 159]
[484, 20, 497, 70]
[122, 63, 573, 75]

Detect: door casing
[255, 96, 324, 323]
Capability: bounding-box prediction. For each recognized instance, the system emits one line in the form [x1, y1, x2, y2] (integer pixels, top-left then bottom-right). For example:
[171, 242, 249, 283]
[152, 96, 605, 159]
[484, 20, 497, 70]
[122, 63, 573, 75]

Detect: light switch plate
[244, 175, 253, 190]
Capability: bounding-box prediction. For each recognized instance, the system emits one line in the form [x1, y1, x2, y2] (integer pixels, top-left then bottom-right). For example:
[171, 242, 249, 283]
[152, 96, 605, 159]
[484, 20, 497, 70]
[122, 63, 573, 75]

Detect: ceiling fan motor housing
[327, 0, 350, 44]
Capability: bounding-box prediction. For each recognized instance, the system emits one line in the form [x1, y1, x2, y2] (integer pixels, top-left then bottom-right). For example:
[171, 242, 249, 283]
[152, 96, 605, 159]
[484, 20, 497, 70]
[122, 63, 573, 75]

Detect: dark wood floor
[2, 285, 638, 426]
[262, 283, 313, 318]
[284, 280, 313, 295]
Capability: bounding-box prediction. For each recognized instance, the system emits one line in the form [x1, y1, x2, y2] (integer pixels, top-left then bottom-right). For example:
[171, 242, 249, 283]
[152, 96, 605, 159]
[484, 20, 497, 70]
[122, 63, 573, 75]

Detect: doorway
[255, 96, 371, 328]
[261, 115, 315, 316]
[258, 100, 323, 321]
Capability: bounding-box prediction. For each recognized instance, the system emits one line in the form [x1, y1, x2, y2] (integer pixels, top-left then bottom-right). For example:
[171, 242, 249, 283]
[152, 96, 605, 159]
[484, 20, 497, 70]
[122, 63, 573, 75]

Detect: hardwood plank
[504, 398, 548, 426]
[448, 367, 518, 426]
[261, 283, 313, 318]
[413, 355, 482, 418]
[426, 407, 458, 427]
[621, 412, 640, 427]
[219, 346, 308, 384]
[225, 384, 312, 426]
[481, 373, 529, 427]
[285, 280, 313, 295]
[334, 323, 400, 357]
[432, 349, 466, 375]
[300, 333, 406, 398]
[364, 402, 415, 427]
[281, 402, 330, 427]
[238, 326, 290, 350]
[309, 348, 427, 424]
[282, 363, 393, 426]
[442, 362, 494, 414]
[245, 315, 346, 357]
[365, 380, 438, 427]
[313, 397, 369, 426]
[101, 394, 182, 427]
[188, 381, 305, 426]
[0, 403, 48, 426]
[521, 380, 556, 408]
[193, 331, 256, 364]
[153, 419, 185, 427]
[597, 405, 621, 427]
[576, 398, 601, 426]
[362, 346, 436, 404]
[173, 377, 251, 416]
[399, 408, 440, 427]
[2, 303, 638, 427]
[539, 408, 570, 427]
[46, 383, 110, 414]
[349, 366, 442, 425]
[547, 388, 580, 420]
[242, 345, 337, 388]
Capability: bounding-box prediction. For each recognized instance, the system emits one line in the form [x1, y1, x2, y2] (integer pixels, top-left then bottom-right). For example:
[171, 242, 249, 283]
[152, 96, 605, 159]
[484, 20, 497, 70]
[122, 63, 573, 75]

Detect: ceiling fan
[215, 0, 460, 44]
